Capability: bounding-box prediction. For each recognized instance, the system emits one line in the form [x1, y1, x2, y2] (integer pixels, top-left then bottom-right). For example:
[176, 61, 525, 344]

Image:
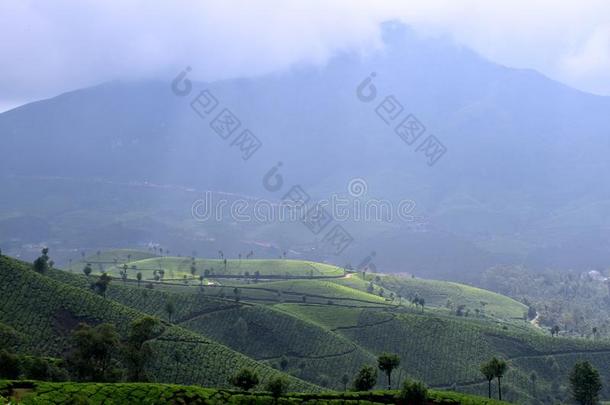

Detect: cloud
[1, 0, 609, 111]
[560, 25, 610, 94]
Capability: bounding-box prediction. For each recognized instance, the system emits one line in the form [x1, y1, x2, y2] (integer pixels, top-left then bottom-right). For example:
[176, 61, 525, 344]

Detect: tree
[83, 263, 92, 278]
[229, 367, 259, 391]
[480, 361, 495, 399]
[125, 316, 159, 381]
[551, 325, 560, 337]
[418, 297, 425, 312]
[67, 323, 121, 382]
[491, 357, 508, 401]
[279, 355, 288, 371]
[377, 353, 400, 389]
[341, 373, 349, 391]
[569, 361, 602, 405]
[399, 379, 428, 405]
[33, 256, 49, 273]
[33, 247, 50, 273]
[136, 272, 142, 287]
[352, 365, 377, 391]
[0, 350, 20, 379]
[91, 272, 111, 297]
[165, 301, 175, 322]
[530, 371, 537, 399]
[265, 376, 289, 402]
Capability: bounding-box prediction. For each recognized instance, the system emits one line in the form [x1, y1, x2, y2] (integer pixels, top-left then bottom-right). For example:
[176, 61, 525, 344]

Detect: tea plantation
[3, 251, 610, 404]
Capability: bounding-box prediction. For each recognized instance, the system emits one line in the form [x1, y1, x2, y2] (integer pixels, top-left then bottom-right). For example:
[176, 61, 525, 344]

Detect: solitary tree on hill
[570, 361, 602, 405]
[83, 263, 92, 278]
[68, 322, 120, 382]
[481, 357, 508, 400]
[136, 272, 142, 287]
[377, 353, 400, 389]
[341, 373, 349, 391]
[229, 367, 259, 391]
[125, 316, 159, 381]
[492, 358, 508, 401]
[399, 379, 428, 405]
[92, 272, 111, 297]
[551, 325, 561, 337]
[33, 247, 50, 273]
[165, 301, 175, 322]
[530, 371, 537, 399]
[352, 365, 377, 391]
[265, 376, 289, 403]
[279, 355, 288, 371]
[0, 350, 20, 379]
[480, 361, 495, 399]
[33, 256, 48, 274]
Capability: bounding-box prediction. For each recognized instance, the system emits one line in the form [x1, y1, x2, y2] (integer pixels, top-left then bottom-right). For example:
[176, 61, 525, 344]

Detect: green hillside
[4, 251, 610, 403]
[0, 256, 313, 391]
[95, 255, 345, 281]
[334, 274, 527, 321]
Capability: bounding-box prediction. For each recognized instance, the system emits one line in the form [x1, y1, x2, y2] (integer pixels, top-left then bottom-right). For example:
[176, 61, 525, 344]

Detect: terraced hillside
[0, 256, 313, 391]
[91, 254, 345, 282]
[5, 250, 610, 404]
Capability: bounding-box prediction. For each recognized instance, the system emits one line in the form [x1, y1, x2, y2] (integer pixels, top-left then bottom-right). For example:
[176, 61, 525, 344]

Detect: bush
[398, 379, 428, 405]
[352, 365, 377, 391]
[265, 376, 289, 399]
[229, 367, 259, 391]
[0, 350, 20, 379]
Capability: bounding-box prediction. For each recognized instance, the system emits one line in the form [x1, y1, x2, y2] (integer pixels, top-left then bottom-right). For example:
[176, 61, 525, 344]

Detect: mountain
[2, 23, 610, 280]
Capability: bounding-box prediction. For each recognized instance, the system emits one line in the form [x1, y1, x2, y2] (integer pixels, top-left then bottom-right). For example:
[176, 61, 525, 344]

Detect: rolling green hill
[0, 256, 314, 391]
[95, 255, 345, 281]
[349, 274, 528, 321]
[4, 250, 610, 404]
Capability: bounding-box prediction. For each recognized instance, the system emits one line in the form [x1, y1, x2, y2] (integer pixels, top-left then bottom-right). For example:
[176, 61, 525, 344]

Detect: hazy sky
[1, 0, 609, 112]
